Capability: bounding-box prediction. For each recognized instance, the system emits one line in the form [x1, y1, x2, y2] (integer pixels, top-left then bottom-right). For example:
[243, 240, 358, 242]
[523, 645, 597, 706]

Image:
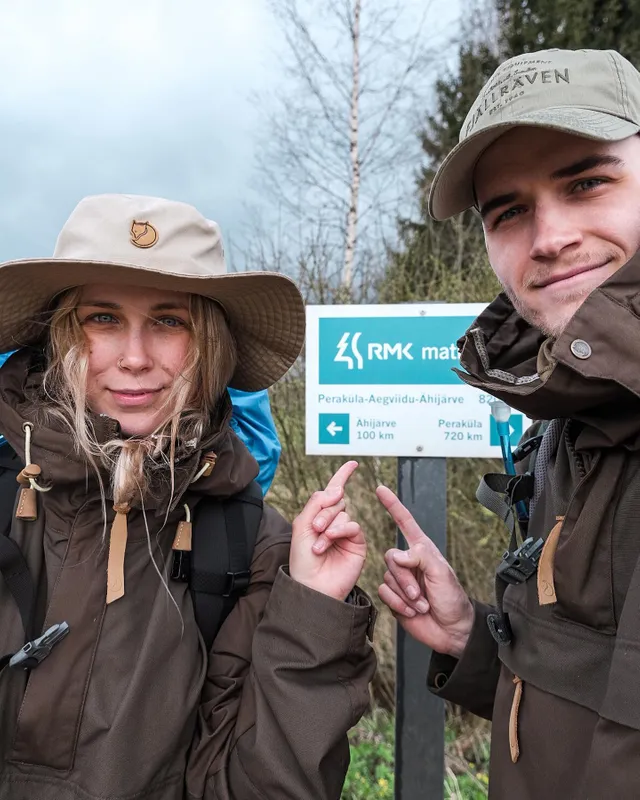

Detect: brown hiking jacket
[429, 252, 640, 799]
[0, 351, 377, 800]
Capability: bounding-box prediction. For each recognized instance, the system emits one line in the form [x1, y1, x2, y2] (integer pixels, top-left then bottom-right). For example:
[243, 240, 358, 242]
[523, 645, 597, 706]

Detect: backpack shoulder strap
[0, 441, 37, 643]
[190, 481, 263, 652]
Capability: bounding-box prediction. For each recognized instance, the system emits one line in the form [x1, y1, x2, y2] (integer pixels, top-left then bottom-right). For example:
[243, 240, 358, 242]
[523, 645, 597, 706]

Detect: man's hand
[290, 461, 366, 601]
[377, 485, 474, 659]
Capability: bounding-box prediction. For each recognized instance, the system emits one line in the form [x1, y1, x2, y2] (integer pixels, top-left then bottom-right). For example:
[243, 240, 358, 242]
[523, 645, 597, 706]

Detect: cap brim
[0, 258, 305, 392]
[428, 107, 640, 221]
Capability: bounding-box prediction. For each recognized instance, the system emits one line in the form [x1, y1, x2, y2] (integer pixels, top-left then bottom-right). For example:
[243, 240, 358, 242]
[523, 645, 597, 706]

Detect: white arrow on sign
[327, 421, 343, 437]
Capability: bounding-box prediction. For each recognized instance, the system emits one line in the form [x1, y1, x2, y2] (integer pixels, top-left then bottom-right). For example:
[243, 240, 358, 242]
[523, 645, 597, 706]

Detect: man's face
[475, 128, 640, 337]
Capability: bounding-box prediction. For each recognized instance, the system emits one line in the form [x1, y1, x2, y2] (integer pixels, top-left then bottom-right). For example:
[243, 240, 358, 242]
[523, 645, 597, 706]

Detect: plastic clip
[497, 537, 544, 585]
[9, 622, 70, 670]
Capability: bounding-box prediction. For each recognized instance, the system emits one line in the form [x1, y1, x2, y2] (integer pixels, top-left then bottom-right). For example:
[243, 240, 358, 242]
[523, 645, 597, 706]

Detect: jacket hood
[457, 252, 640, 450]
[0, 348, 259, 511]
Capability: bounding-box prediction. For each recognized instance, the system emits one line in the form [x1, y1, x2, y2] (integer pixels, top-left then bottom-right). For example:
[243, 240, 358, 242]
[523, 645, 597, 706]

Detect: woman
[0, 194, 376, 800]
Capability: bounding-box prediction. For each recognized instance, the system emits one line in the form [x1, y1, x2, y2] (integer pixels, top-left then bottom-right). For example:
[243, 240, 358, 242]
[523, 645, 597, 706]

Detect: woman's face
[77, 283, 192, 436]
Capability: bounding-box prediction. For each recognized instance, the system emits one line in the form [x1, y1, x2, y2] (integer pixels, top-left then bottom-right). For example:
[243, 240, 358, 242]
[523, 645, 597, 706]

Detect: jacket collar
[0, 349, 259, 512]
[457, 252, 640, 449]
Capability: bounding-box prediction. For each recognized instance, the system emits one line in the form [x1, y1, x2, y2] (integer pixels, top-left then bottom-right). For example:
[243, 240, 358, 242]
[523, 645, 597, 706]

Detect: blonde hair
[40, 287, 237, 510]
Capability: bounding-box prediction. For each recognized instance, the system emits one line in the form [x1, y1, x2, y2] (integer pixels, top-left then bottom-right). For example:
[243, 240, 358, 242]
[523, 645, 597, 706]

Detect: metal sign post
[395, 456, 447, 800]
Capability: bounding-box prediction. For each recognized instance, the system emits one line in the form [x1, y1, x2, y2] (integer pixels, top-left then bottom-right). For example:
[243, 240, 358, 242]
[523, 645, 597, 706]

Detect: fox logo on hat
[130, 220, 158, 248]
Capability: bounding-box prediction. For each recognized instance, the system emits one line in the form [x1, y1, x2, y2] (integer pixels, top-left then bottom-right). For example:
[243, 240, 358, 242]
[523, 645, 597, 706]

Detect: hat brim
[428, 107, 640, 221]
[0, 258, 305, 392]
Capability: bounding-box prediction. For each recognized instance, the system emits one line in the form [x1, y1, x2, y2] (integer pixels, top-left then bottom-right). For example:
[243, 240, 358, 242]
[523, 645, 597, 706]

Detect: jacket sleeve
[427, 601, 500, 721]
[186, 505, 377, 800]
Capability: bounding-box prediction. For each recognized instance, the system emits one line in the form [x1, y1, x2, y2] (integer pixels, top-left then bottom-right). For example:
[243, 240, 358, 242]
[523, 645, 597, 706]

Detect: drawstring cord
[191, 453, 217, 483]
[15, 422, 51, 521]
[19, 423, 51, 494]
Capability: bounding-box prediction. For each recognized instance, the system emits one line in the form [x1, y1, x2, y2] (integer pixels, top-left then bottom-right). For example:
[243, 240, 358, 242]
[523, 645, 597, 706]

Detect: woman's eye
[87, 313, 117, 324]
[157, 316, 186, 328]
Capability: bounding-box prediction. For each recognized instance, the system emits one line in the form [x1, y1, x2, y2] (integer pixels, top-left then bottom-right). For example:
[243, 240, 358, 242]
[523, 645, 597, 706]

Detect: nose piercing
[117, 358, 124, 369]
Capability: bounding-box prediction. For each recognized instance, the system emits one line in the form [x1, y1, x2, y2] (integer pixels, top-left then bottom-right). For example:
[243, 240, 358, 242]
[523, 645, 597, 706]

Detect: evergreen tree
[498, 0, 640, 64]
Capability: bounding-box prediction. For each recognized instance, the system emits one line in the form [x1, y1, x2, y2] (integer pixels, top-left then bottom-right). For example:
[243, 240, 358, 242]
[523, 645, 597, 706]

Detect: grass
[343, 710, 490, 800]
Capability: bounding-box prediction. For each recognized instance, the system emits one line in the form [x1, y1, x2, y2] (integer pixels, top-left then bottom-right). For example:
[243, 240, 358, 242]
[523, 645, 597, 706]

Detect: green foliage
[498, 0, 640, 64]
[444, 771, 489, 800]
[342, 710, 395, 800]
[343, 711, 491, 799]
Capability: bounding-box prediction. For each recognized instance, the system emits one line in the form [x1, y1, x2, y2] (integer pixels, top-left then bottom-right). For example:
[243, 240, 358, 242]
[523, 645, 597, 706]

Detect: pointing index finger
[325, 461, 359, 493]
[376, 485, 427, 547]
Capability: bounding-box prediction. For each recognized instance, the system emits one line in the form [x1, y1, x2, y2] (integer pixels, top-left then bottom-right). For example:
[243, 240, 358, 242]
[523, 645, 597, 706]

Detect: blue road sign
[319, 413, 350, 445]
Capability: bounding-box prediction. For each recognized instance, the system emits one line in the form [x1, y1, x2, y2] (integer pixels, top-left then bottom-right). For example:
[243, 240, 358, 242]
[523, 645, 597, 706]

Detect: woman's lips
[109, 389, 162, 407]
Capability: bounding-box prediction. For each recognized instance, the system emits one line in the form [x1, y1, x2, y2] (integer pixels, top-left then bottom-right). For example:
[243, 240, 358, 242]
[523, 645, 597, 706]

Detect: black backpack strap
[482, 420, 563, 646]
[0, 441, 43, 671]
[0, 443, 35, 642]
[190, 481, 263, 652]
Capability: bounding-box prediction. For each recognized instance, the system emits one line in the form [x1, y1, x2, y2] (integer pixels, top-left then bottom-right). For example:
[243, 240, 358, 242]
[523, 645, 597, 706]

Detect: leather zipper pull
[537, 516, 565, 605]
[509, 675, 524, 763]
[15, 465, 43, 521]
[107, 504, 130, 604]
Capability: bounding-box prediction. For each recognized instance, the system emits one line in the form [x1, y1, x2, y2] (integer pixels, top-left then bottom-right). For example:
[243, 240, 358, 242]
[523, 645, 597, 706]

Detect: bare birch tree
[253, 0, 443, 292]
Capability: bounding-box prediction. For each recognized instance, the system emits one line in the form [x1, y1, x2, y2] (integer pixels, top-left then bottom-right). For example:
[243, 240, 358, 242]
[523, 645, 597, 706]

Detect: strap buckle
[512, 435, 544, 464]
[223, 570, 251, 597]
[487, 612, 513, 645]
[9, 622, 70, 670]
[170, 550, 191, 582]
[497, 536, 544, 585]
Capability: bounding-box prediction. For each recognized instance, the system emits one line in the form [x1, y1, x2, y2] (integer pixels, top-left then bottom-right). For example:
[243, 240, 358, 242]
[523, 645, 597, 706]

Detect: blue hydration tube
[490, 399, 529, 521]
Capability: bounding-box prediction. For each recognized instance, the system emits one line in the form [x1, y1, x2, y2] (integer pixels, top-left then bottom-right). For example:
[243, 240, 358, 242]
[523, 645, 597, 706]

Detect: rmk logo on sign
[320, 317, 475, 385]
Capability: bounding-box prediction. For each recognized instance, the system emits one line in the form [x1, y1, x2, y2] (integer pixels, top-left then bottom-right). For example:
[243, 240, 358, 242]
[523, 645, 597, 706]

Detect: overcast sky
[0, 0, 461, 264]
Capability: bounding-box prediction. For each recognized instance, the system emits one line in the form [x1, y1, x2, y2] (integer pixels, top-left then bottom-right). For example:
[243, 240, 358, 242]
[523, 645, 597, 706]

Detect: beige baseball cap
[429, 48, 640, 221]
[0, 194, 305, 392]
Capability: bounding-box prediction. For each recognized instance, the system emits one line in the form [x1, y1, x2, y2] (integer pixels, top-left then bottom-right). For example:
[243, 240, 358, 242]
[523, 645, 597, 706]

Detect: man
[377, 48, 640, 798]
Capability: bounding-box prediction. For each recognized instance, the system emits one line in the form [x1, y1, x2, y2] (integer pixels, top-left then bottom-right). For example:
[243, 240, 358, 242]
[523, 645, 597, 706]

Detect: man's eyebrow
[477, 155, 625, 220]
[551, 154, 625, 180]
[478, 192, 518, 220]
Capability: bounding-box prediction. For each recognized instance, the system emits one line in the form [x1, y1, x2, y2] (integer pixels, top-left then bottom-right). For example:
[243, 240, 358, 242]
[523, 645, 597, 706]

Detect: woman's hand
[377, 485, 474, 659]
[289, 461, 366, 601]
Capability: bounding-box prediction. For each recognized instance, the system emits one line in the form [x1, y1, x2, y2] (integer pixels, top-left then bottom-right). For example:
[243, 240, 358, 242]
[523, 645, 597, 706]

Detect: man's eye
[494, 207, 524, 227]
[573, 177, 606, 193]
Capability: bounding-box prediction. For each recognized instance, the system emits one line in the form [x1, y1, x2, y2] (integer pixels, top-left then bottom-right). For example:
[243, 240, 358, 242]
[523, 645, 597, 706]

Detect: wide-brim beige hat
[0, 194, 305, 392]
[429, 49, 640, 221]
